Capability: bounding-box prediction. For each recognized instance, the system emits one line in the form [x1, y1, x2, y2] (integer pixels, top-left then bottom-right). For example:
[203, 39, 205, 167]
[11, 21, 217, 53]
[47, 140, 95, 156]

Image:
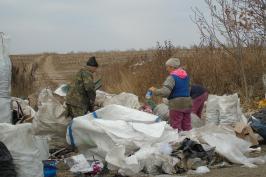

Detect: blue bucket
[43, 160, 57, 177]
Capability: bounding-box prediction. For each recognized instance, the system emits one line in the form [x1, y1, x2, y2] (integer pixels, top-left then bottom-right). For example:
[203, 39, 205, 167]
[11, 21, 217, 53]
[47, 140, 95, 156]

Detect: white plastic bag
[103, 92, 141, 109]
[0, 33, 11, 123]
[95, 90, 115, 107]
[90, 104, 158, 123]
[192, 124, 264, 168]
[206, 94, 242, 125]
[0, 123, 45, 177]
[219, 93, 241, 125]
[32, 89, 70, 148]
[206, 95, 219, 125]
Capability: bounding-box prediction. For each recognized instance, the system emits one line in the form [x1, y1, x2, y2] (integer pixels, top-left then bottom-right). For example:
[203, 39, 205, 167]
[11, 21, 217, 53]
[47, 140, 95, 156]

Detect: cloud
[0, 0, 207, 54]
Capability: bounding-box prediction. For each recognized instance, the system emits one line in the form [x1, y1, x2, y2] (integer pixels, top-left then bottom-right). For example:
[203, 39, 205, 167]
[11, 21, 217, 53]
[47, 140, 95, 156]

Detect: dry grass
[100, 45, 266, 103]
[11, 61, 38, 97]
[10, 45, 266, 106]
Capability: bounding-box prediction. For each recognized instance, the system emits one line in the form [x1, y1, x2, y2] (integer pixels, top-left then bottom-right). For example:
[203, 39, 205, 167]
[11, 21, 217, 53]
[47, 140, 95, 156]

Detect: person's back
[190, 84, 208, 118]
[190, 84, 207, 99]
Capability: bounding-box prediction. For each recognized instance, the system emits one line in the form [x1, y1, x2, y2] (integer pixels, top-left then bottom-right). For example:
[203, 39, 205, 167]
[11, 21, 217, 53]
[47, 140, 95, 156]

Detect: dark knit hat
[86, 56, 98, 67]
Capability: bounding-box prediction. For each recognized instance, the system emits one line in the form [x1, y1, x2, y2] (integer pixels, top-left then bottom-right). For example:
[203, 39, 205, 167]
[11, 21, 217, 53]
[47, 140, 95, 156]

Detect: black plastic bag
[0, 141, 17, 177]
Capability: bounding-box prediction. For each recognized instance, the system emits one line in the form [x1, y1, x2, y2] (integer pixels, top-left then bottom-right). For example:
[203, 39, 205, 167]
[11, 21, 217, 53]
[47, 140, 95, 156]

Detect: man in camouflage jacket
[66, 56, 99, 118]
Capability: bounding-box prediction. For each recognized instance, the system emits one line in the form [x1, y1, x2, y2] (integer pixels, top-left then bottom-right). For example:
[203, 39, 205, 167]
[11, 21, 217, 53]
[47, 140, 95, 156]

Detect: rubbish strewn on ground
[2, 83, 266, 177]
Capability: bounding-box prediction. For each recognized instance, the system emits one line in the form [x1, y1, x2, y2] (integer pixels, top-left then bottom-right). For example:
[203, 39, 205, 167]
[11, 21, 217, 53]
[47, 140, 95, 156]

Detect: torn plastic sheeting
[66, 107, 179, 175]
[202, 133, 252, 165]
[201, 132, 260, 167]
[65, 154, 103, 173]
[115, 144, 179, 176]
[186, 124, 265, 167]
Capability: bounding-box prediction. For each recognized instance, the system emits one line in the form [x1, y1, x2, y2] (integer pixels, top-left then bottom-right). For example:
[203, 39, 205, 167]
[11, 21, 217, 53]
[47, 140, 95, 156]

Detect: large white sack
[103, 92, 141, 109]
[0, 98, 11, 123]
[66, 105, 179, 175]
[0, 123, 46, 177]
[90, 104, 159, 123]
[206, 94, 242, 125]
[206, 95, 219, 125]
[0, 33, 11, 123]
[219, 93, 241, 125]
[95, 90, 115, 107]
[32, 88, 70, 148]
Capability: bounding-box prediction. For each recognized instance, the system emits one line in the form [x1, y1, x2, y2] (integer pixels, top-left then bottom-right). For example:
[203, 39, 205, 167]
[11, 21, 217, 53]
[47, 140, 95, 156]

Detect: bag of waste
[0, 141, 16, 177]
[95, 90, 115, 107]
[66, 105, 179, 176]
[0, 32, 12, 123]
[0, 123, 45, 177]
[32, 88, 71, 149]
[103, 92, 141, 109]
[206, 94, 242, 125]
[250, 116, 266, 140]
[197, 124, 263, 167]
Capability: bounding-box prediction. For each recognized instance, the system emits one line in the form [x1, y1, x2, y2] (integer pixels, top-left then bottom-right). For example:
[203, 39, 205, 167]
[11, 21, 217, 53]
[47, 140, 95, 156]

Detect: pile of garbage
[2, 34, 266, 177]
[2, 85, 266, 177]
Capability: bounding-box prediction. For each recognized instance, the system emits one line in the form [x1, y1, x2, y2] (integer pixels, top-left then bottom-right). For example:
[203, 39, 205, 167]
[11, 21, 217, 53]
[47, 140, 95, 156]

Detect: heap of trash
[2, 85, 266, 177]
[1, 34, 266, 177]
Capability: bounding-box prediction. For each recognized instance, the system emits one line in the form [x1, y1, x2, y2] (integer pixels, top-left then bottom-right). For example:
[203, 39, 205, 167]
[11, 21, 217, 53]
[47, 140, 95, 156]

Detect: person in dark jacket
[190, 84, 208, 118]
[65, 56, 99, 118]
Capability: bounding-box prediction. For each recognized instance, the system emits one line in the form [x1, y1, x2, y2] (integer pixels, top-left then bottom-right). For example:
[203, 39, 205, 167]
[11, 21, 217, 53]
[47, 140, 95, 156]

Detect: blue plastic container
[43, 160, 57, 177]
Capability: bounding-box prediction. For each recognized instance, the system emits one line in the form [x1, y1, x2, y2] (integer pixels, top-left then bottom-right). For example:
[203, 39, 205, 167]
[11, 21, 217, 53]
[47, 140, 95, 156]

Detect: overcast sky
[0, 0, 207, 54]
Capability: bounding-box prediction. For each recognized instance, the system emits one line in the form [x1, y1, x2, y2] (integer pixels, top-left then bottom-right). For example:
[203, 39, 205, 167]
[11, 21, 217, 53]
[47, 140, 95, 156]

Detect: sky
[0, 0, 208, 54]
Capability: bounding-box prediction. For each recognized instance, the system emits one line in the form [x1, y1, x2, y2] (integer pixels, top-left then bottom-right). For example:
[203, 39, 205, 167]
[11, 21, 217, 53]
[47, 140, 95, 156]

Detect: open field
[11, 47, 266, 106]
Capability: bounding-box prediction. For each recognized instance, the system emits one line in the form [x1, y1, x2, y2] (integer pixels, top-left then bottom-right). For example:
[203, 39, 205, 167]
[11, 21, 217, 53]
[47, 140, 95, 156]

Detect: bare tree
[192, 0, 265, 99]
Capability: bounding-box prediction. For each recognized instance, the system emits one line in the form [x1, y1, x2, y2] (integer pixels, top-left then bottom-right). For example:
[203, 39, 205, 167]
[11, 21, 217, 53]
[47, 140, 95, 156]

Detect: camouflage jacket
[66, 68, 96, 113]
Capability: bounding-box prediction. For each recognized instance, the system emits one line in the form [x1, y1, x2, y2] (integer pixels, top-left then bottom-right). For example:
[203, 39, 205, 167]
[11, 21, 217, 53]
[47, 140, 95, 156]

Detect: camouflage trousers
[66, 103, 94, 118]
